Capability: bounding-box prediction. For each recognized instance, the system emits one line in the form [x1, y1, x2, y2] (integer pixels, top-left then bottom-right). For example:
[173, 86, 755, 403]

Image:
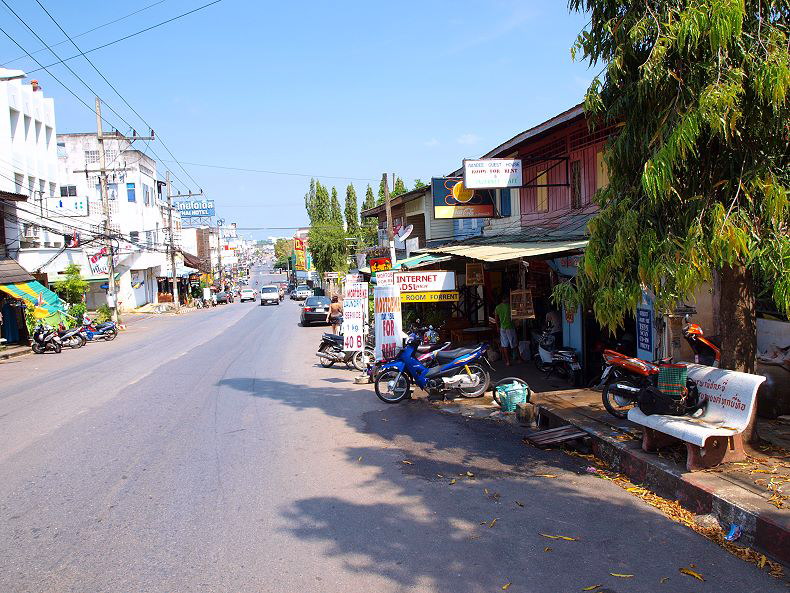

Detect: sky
[0, 0, 594, 241]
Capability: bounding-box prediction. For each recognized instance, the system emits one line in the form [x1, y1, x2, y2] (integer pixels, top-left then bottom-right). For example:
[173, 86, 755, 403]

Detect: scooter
[533, 328, 583, 386]
[57, 323, 87, 349]
[82, 318, 118, 341]
[366, 339, 452, 381]
[31, 323, 62, 354]
[373, 329, 492, 403]
[316, 329, 375, 372]
[683, 315, 721, 367]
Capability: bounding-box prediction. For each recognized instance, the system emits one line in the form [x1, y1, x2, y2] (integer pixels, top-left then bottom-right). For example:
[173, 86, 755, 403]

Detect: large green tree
[361, 184, 378, 246]
[559, 0, 789, 372]
[362, 184, 376, 214]
[344, 184, 359, 235]
[330, 186, 343, 225]
[53, 263, 88, 305]
[313, 181, 331, 224]
[304, 178, 318, 224]
[392, 177, 407, 198]
[376, 176, 388, 205]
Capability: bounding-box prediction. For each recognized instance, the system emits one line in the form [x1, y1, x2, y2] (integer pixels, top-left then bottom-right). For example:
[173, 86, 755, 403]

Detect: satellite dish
[396, 224, 413, 242]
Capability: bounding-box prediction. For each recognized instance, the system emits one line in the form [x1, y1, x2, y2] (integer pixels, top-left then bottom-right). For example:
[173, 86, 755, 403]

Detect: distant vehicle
[260, 285, 280, 306]
[300, 296, 331, 326]
[293, 285, 312, 300]
[239, 288, 256, 303]
[215, 291, 231, 304]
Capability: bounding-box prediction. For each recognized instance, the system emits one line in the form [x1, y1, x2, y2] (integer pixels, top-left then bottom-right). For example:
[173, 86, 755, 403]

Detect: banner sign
[374, 284, 402, 361]
[432, 177, 495, 219]
[370, 257, 391, 273]
[510, 289, 535, 320]
[395, 271, 455, 293]
[342, 297, 366, 352]
[401, 291, 459, 303]
[637, 308, 652, 353]
[294, 237, 307, 271]
[465, 262, 484, 285]
[463, 159, 522, 189]
[175, 199, 215, 217]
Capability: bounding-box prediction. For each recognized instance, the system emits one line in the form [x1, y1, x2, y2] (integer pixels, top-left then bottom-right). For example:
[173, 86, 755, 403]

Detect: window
[499, 188, 512, 217]
[570, 160, 582, 209]
[596, 151, 609, 189]
[84, 150, 100, 164]
[105, 150, 118, 164]
[57, 141, 66, 158]
[143, 184, 151, 206]
[145, 230, 153, 247]
[9, 109, 20, 140]
[45, 126, 53, 147]
[536, 171, 548, 212]
[129, 231, 140, 243]
[49, 182, 56, 198]
[23, 115, 31, 139]
[35, 121, 42, 143]
[127, 182, 136, 202]
[60, 185, 77, 197]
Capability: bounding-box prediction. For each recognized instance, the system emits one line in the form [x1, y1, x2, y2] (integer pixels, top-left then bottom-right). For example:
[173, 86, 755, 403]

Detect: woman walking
[328, 296, 343, 334]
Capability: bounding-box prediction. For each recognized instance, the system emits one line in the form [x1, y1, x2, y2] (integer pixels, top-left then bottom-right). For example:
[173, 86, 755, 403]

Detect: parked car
[239, 287, 256, 303]
[300, 296, 331, 326]
[215, 291, 231, 304]
[260, 285, 280, 306]
[293, 285, 313, 300]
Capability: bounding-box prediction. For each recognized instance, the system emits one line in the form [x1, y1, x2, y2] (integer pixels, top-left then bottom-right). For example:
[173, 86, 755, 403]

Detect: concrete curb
[0, 347, 30, 360]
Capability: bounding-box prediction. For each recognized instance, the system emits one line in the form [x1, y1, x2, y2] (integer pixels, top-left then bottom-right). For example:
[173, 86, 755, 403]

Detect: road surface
[0, 269, 783, 592]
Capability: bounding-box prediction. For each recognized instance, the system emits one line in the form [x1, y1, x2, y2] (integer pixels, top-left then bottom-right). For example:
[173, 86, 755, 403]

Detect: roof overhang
[0, 190, 29, 202]
[419, 239, 588, 263]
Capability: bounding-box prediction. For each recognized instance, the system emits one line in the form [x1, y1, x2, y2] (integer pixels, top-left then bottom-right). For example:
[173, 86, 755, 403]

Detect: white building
[0, 77, 58, 257]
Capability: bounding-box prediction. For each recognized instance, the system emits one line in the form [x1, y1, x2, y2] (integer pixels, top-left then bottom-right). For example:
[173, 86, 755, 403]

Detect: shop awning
[419, 239, 588, 262]
[359, 253, 453, 275]
[0, 280, 66, 315]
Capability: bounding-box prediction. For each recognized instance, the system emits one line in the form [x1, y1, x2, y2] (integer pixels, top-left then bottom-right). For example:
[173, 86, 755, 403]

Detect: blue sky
[1, 0, 593, 239]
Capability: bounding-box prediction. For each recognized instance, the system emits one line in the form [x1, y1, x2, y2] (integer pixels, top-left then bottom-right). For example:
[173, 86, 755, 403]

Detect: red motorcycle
[683, 315, 721, 367]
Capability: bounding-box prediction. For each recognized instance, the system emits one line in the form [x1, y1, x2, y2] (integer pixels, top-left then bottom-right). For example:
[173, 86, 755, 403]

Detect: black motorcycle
[316, 330, 374, 372]
[31, 324, 62, 354]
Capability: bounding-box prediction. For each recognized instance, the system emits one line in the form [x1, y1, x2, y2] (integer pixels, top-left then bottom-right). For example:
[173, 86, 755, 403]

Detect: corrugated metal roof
[0, 257, 34, 284]
[420, 239, 588, 262]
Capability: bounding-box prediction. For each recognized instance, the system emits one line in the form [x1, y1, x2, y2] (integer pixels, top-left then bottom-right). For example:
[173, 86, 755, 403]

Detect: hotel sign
[463, 159, 522, 189]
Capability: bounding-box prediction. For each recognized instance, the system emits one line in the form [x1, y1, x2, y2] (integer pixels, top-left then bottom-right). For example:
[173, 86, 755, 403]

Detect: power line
[22, 0, 224, 75]
[1, 0, 169, 66]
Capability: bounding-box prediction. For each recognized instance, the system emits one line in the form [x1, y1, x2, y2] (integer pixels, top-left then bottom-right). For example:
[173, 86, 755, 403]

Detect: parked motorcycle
[57, 323, 87, 349]
[83, 318, 118, 341]
[683, 315, 721, 367]
[31, 324, 62, 354]
[316, 331, 375, 371]
[373, 329, 492, 403]
[533, 328, 582, 386]
[366, 338, 452, 381]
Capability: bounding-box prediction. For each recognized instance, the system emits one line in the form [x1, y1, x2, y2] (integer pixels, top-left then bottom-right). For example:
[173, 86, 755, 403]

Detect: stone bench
[627, 364, 766, 471]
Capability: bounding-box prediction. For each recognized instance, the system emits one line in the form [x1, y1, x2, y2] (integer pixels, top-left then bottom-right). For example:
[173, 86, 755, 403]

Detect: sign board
[401, 291, 459, 303]
[463, 159, 522, 189]
[341, 297, 366, 352]
[374, 284, 402, 361]
[465, 263, 484, 285]
[431, 177, 495, 219]
[175, 199, 215, 218]
[510, 289, 535, 320]
[294, 237, 307, 271]
[395, 271, 455, 293]
[324, 272, 339, 280]
[637, 308, 653, 353]
[88, 246, 111, 276]
[370, 257, 391, 273]
[344, 282, 368, 300]
[376, 271, 395, 286]
[344, 273, 362, 285]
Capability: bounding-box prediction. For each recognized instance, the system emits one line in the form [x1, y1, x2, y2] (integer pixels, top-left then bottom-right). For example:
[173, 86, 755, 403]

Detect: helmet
[685, 323, 704, 336]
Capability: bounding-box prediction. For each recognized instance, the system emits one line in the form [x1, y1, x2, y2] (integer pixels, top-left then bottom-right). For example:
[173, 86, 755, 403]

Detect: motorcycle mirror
[684, 314, 690, 322]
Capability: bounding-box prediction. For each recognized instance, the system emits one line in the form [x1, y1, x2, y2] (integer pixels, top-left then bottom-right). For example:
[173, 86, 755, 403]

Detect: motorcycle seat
[323, 333, 343, 343]
[434, 347, 479, 364]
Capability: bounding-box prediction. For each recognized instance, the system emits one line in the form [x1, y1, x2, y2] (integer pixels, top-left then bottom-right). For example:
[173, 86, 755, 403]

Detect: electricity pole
[216, 218, 224, 289]
[93, 97, 153, 322]
[382, 173, 396, 267]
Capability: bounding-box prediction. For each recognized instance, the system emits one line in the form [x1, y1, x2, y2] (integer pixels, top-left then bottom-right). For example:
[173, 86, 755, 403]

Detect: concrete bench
[627, 364, 766, 471]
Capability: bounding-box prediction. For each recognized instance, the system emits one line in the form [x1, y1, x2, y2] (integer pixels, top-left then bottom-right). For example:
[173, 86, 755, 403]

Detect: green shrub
[96, 304, 112, 323]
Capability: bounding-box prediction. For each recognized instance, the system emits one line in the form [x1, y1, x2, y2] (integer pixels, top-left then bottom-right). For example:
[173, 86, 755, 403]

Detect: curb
[536, 405, 790, 566]
[0, 347, 30, 361]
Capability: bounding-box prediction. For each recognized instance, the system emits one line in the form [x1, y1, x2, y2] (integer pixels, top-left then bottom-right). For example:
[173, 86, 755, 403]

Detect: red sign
[370, 257, 391, 273]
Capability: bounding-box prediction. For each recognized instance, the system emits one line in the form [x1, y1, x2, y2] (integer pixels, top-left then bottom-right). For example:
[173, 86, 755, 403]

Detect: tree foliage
[392, 177, 407, 198]
[307, 224, 348, 274]
[558, 0, 789, 368]
[274, 238, 292, 262]
[344, 184, 360, 236]
[314, 182, 331, 224]
[304, 179, 318, 224]
[53, 263, 88, 305]
[330, 186, 343, 225]
[362, 184, 376, 213]
[413, 179, 427, 189]
[376, 176, 388, 205]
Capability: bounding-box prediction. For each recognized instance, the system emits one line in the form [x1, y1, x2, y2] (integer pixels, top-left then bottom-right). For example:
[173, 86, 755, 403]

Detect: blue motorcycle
[374, 330, 492, 403]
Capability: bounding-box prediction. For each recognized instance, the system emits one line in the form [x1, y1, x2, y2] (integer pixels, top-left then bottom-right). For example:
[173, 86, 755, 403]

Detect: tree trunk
[718, 263, 756, 373]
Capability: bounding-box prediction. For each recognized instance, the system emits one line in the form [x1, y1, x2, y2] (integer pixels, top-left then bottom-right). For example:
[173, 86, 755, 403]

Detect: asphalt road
[0, 277, 784, 592]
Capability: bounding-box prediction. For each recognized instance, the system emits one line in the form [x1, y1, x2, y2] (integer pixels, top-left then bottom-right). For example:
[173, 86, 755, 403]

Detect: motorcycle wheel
[104, 329, 118, 341]
[374, 369, 411, 404]
[457, 364, 491, 398]
[69, 336, 85, 349]
[318, 343, 335, 368]
[352, 348, 374, 372]
[52, 341, 62, 354]
[31, 342, 44, 354]
[533, 354, 551, 373]
[602, 377, 638, 419]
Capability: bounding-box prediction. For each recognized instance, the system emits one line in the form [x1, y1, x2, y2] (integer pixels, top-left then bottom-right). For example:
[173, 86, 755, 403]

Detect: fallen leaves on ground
[660, 576, 669, 583]
[535, 473, 558, 478]
[679, 567, 704, 581]
[466, 471, 475, 477]
[501, 582, 511, 590]
[401, 460, 413, 465]
[609, 573, 634, 578]
[448, 478, 457, 485]
[515, 500, 524, 507]
[488, 518, 498, 528]
[357, 456, 363, 462]
[539, 533, 577, 541]
[543, 546, 552, 552]
[582, 585, 601, 591]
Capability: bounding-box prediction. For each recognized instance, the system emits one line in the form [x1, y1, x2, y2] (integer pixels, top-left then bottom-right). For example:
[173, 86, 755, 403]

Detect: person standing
[495, 291, 518, 366]
[328, 295, 343, 334]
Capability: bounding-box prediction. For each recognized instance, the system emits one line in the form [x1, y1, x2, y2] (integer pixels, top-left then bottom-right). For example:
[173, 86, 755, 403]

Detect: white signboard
[464, 158, 522, 189]
[374, 284, 402, 361]
[88, 246, 110, 276]
[344, 281, 369, 323]
[341, 297, 366, 352]
[376, 271, 395, 286]
[395, 271, 456, 293]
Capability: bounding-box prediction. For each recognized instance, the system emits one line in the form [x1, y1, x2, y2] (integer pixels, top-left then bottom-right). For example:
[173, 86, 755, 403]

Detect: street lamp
[0, 68, 26, 81]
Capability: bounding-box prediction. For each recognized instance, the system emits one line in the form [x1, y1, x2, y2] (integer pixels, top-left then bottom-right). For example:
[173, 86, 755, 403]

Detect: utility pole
[165, 179, 203, 312]
[92, 97, 154, 322]
[382, 173, 396, 267]
[216, 218, 224, 289]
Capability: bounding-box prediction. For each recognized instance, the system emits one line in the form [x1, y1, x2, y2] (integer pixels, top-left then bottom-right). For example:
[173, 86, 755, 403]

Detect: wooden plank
[525, 425, 587, 447]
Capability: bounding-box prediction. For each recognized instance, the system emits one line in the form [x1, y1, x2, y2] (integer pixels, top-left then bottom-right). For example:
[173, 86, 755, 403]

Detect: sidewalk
[419, 361, 789, 567]
[0, 344, 30, 360]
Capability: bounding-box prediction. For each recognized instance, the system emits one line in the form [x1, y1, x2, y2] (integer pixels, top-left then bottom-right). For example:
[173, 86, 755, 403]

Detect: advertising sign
[432, 177, 495, 219]
[88, 246, 111, 276]
[294, 237, 307, 271]
[374, 284, 402, 361]
[637, 308, 653, 353]
[510, 289, 536, 320]
[395, 271, 455, 293]
[370, 257, 391, 273]
[463, 159, 522, 189]
[465, 263, 484, 285]
[376, 271, 395, 286]
[341, 297, 366, 352]
[324, 272, 339, 280]
[401, 292, 459, 303]
[175, 199, 215, 218]
[344, 281, 368, 300]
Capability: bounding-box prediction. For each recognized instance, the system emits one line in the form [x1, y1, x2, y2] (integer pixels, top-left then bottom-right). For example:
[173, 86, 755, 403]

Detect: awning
[359, 253, 453, 275]
[0, 280, 66, 316]
[180, 250, 211, 273]
[419, 239, 588, 263]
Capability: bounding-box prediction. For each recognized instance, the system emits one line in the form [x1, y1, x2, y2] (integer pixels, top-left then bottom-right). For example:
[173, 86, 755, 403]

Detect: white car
[294, 285, 313, 300]
[260, 285, 280, 305]
[239, 288, 256, 302]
